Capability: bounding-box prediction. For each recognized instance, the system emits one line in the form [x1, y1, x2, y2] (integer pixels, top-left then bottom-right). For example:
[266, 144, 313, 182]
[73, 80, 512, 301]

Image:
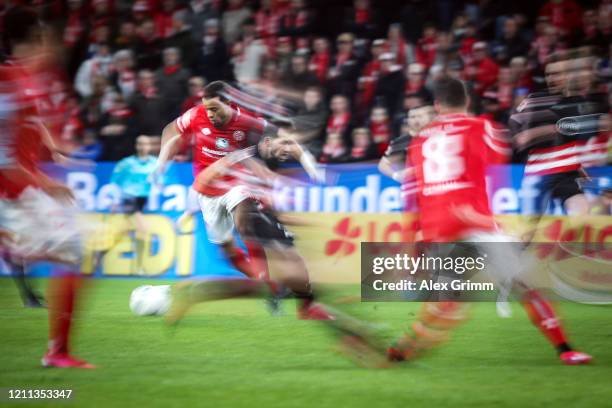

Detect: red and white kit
[175, 104, 268, 243]
[408, 113, 510, 242]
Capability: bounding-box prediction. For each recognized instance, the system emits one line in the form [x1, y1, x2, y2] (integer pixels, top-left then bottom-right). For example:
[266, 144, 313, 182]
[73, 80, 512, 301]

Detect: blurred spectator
[309, 37, 331, 84]
[196, 18, 230, 82]
[458, 22, 479, 63]
[133, 19, 163, 70]
[155, 48, 191, 121]
[255, 0, 283, 54]
[74, 43, 113, 99]
[165, 9, 197, 70]
[293, 86, 327, 146]
[98, 94, 136, 161]
[276, 37, 295, 77]
[538, 0, 582, 40]
[387, 23, 415, 67]
[181, 76, 206, 113]
[509, 56, 533, 91]
[328, 33, 360, 100]
[278, 0, 314, 49]
[495, 66, 515, 113]
[64, 0, 88, 77]
[404, 63, 429, 95]
[466, 41, 499, 96]
[326, 94, 352, 144]
[493, 17, 530, 63]
[319, 132, 347, 163]
[129, 70, 166, 136]
[416, 23, 438, 69]
[400, 0, 436, 43]
[348, 128, 377, 161]
[529, 23, 566, 68]
[373, 53, 404, 118]
[154, 0, 178, 39]
[110, 49, 137, 99]
[222, 0, 252, 45]
[77, 74, 116, 139]
[343, 0, 379, 40]
[186, 0, 220, 42]
[232, 19, 268, 83]
[281, 53, 319, 91]
[115, 20, 139, 50]
[367, 105, 391, 156]
[356, 39, 386, 116]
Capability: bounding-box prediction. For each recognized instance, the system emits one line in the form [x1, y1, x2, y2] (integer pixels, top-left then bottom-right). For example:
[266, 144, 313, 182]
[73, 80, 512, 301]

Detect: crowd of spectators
[2, 0, 610, 163]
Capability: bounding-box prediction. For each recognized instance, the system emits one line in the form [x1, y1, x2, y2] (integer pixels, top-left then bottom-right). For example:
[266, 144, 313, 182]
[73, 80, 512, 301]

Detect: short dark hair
[203, 81, 229, 101]
[432, 77, 468, 108]
[3, 7, 40, 51]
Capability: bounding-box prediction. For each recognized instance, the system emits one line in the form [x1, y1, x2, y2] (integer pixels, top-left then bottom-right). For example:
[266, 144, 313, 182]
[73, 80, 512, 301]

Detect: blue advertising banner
[7, 162, 611, 279]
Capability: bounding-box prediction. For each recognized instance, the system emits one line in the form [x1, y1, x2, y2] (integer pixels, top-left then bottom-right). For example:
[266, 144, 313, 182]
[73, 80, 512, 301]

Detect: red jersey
[407, 113, 511, 242]
[175, 104, 267, 196]
[0, 61, 49, 199]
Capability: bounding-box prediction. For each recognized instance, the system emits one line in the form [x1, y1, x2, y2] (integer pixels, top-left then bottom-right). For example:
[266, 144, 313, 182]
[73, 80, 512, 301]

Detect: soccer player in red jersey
[388, 77, 592, 365]
[0, 7, 95, 369]
[155, 81, 327, 319]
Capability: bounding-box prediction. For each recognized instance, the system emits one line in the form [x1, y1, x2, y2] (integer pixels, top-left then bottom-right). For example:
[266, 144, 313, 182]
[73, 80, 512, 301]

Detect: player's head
[202, 81, 233, 128]
[3, 6, 43, 52]
[259, 135, 294, 162]
[407, 105, 435, 134]
[544, 57, 568, 94]
[135, 135, 151, 157]
[432, 77, 469, 114]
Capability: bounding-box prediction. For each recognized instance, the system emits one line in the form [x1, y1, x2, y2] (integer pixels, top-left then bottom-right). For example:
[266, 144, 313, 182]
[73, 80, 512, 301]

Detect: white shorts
[0, 187, 85, 265]
[462, 232, 528, 287]
[197, 185, 251, 244]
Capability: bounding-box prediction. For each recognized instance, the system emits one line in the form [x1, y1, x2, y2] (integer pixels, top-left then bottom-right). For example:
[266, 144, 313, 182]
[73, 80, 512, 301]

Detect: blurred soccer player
[0, 7, 95, 368]
[510, 54, 609, 227]
[110, 135, 157, 274]
[154, 81, 327, 318]
[387, 77, 591, 365]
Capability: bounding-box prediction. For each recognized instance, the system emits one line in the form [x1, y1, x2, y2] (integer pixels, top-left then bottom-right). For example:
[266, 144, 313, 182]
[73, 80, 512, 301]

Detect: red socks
[522, 289, 571, 353]
[47, 273, 81, 355]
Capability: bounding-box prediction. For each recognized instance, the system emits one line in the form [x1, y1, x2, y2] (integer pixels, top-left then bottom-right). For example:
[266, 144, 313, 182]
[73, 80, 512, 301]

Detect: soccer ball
[129, 285, 171, 316]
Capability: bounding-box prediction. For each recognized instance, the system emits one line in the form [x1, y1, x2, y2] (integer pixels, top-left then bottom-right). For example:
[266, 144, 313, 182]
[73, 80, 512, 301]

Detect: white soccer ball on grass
[129, 285, 171, 316]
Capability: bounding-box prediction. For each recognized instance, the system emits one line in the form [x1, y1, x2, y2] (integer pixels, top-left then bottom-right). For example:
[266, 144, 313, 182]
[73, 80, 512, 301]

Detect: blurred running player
[168, 134, 334, 321]
[0, 7, 95, 368]
[510, 54, 610, 224]
[387, 77, 591, 365]
[154, 81, 325, 318]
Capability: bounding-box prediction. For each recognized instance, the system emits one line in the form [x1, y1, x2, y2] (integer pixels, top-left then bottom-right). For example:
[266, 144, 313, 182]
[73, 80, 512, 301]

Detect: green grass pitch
[1, 278, 611, 408]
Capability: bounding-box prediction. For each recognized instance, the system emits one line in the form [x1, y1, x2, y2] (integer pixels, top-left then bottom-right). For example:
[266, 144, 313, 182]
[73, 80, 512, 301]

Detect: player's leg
[476, 235, 592, 365]
[9, 257, 45, 308]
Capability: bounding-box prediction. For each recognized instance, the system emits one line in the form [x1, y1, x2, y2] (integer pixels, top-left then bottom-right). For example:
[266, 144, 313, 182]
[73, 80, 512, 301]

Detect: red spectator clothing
[516, 72, 534, 91]
[175, 104, 267, 196]
[370, 120, 391, 155]
[154, 11, 174, 39]
[539, 0, 582, 37]
[405, 79, 425, 94]
[319, 144, 346, 163]
[388, 37, 408, 66]
[407, 114, 511, 242]
[459, 37, 478, 62]
[415, 36, 437, 68]
[281, 9, 311, 48]
[309, 51, 330, 83]
[63, 10, 86, 48]
[470, 57, 499, 95]
[326, 112, 351, 135]
[357, 60, 381, 109]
